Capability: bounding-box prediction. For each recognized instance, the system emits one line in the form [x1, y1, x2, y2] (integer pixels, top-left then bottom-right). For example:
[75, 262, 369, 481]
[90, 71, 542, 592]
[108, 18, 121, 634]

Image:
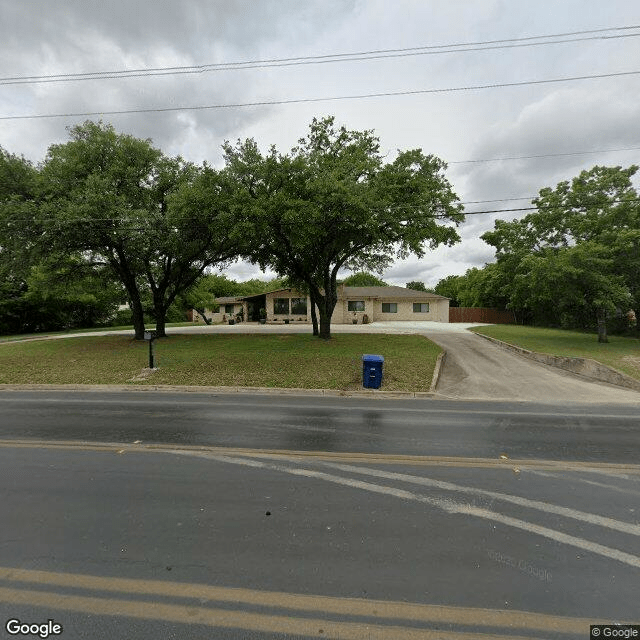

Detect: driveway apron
[421, 329, 640, 404]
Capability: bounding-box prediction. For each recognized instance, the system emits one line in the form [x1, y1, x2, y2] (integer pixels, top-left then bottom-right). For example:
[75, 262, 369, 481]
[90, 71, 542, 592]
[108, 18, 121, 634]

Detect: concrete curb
[0, 383, 435, 400]
[476, 333, 640, 393]
[429, 350, 446, 393]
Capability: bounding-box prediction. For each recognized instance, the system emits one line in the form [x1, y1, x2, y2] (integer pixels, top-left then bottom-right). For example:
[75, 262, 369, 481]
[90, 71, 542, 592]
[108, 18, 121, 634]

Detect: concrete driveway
[415, 325, 640, 404]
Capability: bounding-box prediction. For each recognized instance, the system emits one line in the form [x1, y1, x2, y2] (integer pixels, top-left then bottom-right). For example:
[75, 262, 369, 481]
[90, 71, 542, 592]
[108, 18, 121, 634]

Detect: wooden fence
[449, 307, 515, 324]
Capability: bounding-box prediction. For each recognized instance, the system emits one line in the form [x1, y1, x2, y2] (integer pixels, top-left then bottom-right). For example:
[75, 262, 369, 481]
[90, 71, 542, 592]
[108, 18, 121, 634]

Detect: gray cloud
[2, 0, 639, 285]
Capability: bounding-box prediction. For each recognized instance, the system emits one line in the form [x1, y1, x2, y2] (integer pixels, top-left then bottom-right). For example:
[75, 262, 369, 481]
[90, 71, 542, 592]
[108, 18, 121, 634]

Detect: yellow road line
[0, 585, 551, 640]
[0, 438, 639, 474]
[0, 566, 600, 635]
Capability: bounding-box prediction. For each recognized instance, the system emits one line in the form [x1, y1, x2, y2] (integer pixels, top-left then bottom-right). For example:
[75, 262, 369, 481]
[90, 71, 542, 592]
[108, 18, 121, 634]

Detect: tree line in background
[2, 117, 636, 343]
[0, 117, 463, 339]
[433, 165, 639, 342]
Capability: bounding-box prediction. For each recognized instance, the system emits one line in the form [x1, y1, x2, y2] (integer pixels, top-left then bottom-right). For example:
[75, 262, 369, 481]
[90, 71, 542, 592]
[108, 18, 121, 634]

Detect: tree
[40, 121, 241, 339]
[434, 274, 462, 306]
[0, 148, 37, 333]
[510, 244, 630, 342]
[223, 116, 464, 339]
[405, 280, 437, 292]
[481, 165, 640, 337]
[342, 272, 388, 287]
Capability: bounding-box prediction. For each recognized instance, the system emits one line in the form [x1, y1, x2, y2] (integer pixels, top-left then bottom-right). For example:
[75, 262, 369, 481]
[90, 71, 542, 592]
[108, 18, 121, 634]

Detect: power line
[3, 69, 640, 121]
[13, 197, 639, 226]
[3, 28, 640, 86]
[450, 145, 640, 164]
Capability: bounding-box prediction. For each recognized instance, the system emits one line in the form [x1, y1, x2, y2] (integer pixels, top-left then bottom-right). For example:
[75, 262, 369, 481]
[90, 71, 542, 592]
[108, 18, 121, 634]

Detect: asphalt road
[0, 390, 639, 639]
[0, 390, 638, 462]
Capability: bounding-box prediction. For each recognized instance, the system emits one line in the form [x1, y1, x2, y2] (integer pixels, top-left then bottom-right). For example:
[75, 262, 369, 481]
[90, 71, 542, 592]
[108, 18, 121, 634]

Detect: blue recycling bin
[362, 354, 384, 389]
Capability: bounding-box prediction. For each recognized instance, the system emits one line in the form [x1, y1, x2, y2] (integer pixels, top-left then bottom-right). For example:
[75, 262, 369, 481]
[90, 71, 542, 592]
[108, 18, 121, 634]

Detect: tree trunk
[309, 290, 319, 336]
[596, 308, 608, 343]
[318, 303, 331, 340]
[155, 311, 167, 338]
[316, 280, 338, 340]
[129, 294, 146, 340]
[194, 307, 211, 325]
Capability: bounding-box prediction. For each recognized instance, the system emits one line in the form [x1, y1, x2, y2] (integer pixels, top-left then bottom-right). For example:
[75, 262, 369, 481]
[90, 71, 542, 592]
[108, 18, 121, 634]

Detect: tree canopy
[223, 116, 464, 338]
[342, 272, 388, 287]
[434, 165, 638, 340]
[39, 121, 242, 338]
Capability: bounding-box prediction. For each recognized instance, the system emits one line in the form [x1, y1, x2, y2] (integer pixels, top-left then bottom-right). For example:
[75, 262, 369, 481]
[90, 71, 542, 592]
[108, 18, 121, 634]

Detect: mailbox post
[144, 330, 157, 368]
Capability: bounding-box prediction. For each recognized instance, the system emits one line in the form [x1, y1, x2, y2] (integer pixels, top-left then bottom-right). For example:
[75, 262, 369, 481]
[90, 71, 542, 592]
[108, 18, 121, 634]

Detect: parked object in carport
[362, 354, 384, 389]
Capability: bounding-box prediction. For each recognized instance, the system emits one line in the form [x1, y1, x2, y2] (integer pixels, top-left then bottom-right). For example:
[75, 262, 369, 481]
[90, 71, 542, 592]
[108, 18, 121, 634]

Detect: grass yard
[469, 324, 640, 381]
[0, 333, 442, 391]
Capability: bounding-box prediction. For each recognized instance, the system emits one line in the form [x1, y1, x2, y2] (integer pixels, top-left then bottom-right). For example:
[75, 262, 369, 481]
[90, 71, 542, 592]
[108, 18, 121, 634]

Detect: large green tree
[510, 243, 631, 342]
[481, 165, 639, 337]
[223, 116, 464, 339]
[39, 121, 241, 339]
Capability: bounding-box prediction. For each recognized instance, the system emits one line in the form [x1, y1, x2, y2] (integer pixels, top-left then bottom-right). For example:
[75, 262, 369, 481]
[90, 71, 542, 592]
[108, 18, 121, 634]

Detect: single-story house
[194, 285, 449, 324]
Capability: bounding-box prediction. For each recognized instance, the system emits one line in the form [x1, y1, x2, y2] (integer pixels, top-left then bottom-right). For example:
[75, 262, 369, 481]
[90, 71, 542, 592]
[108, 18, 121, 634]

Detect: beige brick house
[196, 285, 449, 324]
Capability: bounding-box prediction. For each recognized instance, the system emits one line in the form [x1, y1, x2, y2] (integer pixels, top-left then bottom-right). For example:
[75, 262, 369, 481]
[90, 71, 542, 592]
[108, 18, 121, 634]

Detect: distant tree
[22, 255, 121, 330]
[434, 274, 462, 306]
[455, 264, 512, 310]
[235, 276, 288, 296]
[405, 280, 426, 291]
[223, 116, 463, 339]
[343, 272, 388, 287]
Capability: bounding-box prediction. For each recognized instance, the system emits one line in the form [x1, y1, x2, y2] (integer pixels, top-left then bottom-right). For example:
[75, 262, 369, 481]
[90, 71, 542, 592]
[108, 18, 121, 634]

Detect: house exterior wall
[336, 297, 376, 324]
[193, 302, 247, 324]
[194, 288, 450, 324]
[265, 291, 311, 323]
[367, 299, 449, 323]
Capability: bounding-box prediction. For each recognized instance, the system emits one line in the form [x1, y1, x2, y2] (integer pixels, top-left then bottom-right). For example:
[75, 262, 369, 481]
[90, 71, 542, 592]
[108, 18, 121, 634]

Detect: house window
[291, 298, 307, 314]
[413, 303, 430, 313]
[381, 303, 397, 313]
[225, 304, 235, 314]
[348, 300, 365, 312]
[273, 298, 289, 314]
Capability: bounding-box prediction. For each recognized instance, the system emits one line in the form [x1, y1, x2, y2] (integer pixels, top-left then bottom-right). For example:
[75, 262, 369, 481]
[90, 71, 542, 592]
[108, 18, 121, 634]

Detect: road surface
[0, 390, 638, 639]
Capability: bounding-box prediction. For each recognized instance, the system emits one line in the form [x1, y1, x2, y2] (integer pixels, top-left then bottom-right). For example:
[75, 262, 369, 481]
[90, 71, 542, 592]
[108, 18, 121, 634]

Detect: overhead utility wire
[2, 24, 638, 86]
[2, 31, 639, 85]
[18, 197, 640, 227]
[449, 145, 640, 164]
[3, 69, 639, 121]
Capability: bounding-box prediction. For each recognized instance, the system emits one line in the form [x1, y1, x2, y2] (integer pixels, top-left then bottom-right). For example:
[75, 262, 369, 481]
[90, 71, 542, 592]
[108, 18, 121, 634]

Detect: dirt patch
[128, 368, 158, 382]
[622, 356, 640, 372]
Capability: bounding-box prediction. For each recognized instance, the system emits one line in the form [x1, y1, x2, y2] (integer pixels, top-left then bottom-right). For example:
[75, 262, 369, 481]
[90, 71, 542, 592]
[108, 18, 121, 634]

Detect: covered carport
[242, 292, 267, 322]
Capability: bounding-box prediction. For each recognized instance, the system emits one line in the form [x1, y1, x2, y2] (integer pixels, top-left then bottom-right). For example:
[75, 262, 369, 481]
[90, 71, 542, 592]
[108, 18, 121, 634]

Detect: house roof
[215, 286, 448, 303]
[215, 296, 244, 304]
[343, 286, 448, 300]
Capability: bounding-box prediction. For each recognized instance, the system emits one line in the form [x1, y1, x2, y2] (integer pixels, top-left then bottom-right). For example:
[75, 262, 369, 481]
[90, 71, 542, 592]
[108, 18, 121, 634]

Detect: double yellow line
[2, 438, 640, 474]
[0, 566, 599, 639]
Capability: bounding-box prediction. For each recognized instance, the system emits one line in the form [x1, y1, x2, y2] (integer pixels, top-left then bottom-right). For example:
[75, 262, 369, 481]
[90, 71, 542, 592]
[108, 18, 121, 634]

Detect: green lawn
[0, 333, 441, 391]
[469, 325, 640, 381]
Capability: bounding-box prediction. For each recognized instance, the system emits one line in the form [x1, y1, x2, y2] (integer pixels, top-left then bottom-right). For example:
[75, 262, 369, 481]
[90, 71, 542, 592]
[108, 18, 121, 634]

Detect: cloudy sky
[2, 0, 639, 286]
